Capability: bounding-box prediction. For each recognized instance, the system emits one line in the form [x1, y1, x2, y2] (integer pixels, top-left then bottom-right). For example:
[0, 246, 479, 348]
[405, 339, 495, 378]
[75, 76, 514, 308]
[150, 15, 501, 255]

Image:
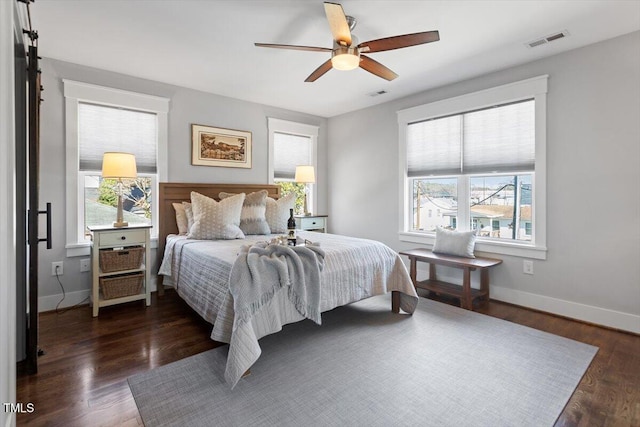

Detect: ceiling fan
[255, 2, 440, 82]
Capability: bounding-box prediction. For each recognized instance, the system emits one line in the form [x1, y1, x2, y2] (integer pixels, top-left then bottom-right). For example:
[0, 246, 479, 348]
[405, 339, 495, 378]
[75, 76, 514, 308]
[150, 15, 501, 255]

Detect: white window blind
[78, 102, 158, 173]
[407, 115, 461, 176]
[463, 100, 535, 173]
[273, 132, 312, 180]
[407, 99, 534, 177]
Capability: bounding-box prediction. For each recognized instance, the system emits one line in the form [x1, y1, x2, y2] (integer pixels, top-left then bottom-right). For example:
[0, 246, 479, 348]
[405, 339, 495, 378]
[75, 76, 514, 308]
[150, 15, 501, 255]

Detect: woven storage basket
[100, 272, 144, 299]
[99, 246, 144, 273]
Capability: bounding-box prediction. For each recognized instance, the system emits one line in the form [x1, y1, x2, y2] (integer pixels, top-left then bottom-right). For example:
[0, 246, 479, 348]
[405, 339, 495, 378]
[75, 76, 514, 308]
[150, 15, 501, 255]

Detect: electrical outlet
[80, 258, 91, 273]
[523, 260, 534, 275]
[51, 261, 64, 276]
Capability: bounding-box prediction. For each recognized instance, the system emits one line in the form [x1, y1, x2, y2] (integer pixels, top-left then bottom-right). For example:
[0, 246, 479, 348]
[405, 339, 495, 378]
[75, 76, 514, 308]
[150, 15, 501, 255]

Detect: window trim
[64, 80, 169, 257]
[398, 75, 548, 259]
[267, 118, 319, 212]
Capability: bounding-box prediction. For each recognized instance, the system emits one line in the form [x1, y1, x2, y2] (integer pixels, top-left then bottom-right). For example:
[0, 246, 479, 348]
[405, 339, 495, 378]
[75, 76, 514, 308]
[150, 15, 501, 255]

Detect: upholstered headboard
[156, 182, 281, 294]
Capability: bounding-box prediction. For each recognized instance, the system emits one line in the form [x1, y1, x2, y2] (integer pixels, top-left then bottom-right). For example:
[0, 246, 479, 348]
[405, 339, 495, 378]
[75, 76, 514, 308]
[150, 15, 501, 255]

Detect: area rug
[128, 295, 597, 427]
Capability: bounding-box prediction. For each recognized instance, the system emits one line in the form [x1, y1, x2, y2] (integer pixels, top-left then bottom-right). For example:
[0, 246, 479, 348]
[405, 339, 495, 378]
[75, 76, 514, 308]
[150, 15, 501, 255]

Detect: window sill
[65, 236, 158, 258]
[398, 231, 547, 260]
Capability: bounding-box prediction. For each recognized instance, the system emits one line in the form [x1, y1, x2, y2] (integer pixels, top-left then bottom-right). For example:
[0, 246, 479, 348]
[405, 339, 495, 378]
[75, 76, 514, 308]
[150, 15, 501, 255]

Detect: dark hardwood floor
[17, 290, 639, 427]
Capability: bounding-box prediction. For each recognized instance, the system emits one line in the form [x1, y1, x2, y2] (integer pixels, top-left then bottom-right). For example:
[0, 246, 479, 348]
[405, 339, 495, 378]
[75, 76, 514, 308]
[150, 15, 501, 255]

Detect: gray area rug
[128, 295, 597, 427]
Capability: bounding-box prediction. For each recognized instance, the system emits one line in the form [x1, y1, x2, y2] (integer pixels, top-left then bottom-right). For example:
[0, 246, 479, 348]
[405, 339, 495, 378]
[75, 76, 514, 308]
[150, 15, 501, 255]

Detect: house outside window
[398, 76, 548, 259]
[64, 80, 169, 256]
[268, 118, 318, 215]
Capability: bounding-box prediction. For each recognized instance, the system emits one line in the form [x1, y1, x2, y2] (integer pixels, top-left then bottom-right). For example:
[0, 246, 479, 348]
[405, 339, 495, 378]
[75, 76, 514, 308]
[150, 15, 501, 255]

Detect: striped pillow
[219, 190, 271, 235]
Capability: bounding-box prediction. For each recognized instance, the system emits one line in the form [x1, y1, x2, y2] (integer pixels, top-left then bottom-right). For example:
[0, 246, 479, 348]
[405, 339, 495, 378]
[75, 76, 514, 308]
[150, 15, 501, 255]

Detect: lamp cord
[54, 267, 89, 314]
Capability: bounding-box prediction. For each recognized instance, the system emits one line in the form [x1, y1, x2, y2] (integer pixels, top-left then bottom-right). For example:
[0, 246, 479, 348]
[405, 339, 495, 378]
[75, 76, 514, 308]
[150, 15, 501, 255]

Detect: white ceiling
[31, 0, 640, 118]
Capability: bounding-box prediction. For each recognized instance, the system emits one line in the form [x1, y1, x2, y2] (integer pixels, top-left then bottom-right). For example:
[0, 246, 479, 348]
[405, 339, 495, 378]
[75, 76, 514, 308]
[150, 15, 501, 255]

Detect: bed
[156, 183, 419, 387]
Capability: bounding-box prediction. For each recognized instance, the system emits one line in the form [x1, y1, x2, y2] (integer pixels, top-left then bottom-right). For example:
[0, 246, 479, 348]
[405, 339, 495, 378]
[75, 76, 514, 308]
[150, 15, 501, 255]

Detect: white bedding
[159, 231, 419, 386]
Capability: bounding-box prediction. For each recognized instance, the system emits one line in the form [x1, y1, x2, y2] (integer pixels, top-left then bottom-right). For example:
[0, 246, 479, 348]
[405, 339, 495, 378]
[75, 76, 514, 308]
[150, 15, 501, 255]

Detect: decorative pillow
[265, 192, 296, 233]
[187, 191, 245, 240]
[183, 202, 194, 233]
[432, 227, 477, 258]
[172, 203, 189, 235]
[219, 190, 271, 235]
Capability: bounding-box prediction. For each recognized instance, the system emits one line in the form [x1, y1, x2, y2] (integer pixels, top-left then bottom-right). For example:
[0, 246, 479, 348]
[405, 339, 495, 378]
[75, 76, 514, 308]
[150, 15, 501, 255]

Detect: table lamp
[101, 152, 137, 227]
[294, 165, 315, 216]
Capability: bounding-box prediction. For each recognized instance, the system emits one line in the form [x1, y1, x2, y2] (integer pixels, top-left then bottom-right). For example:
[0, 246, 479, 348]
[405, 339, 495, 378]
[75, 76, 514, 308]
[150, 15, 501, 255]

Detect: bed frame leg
[157, 276, 164, 296]
[391, 291, 400, 313]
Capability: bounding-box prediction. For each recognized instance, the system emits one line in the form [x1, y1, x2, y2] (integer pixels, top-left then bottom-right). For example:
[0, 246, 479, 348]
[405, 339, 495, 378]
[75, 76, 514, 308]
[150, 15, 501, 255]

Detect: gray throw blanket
[230, 242, 325, 325]
[226, 242, 325, 387]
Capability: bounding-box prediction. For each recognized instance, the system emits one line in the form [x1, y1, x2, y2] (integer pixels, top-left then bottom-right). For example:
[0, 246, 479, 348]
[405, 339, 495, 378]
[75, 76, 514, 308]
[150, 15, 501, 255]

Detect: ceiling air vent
[526, 30, 570, 48]
[368, 90, 388, 97]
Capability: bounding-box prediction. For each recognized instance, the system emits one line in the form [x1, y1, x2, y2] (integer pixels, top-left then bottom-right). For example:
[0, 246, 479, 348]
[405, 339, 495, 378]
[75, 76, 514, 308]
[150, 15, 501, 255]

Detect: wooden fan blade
[254, 43, 331, 53]
[305, 59, 333, 82]
[324, 2, 352, 46]
[359, 55, 398, 81]
[359, 31, 440, 53]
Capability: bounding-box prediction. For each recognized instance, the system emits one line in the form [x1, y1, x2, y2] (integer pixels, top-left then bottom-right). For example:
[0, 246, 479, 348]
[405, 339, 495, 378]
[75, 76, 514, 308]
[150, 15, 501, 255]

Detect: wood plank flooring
[16, 291, 640, 427]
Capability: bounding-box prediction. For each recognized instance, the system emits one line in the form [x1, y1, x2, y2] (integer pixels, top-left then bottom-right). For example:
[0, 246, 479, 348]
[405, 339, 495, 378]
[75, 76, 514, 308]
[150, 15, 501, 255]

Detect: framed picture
[191, 124, 252, 168]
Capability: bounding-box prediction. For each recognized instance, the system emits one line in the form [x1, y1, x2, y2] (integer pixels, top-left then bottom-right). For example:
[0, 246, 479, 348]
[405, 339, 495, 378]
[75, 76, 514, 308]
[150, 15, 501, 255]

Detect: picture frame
[191, 124, 252, 168]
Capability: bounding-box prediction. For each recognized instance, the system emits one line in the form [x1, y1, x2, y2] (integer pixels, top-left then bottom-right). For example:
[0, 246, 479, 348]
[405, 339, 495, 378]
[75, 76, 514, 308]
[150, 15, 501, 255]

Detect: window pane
[411, 178, 457, 232]
[469, 175, 532, 241]
[275, 180, 306, 216]
[84, 175, 152, 235]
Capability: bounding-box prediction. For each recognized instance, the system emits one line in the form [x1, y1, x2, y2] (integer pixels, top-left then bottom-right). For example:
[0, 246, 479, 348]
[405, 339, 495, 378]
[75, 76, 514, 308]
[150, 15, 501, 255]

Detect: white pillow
[172, 203, 189, 235]
[432, 227, 476, 258]
[219, 190, 271, 235]
[265, 192, 296, 233]
[187, 191, 245, 240]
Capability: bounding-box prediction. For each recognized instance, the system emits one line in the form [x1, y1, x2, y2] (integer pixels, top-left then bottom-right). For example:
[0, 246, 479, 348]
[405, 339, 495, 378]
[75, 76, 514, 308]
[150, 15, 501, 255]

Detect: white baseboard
[414, 265, 639, 334]
[491, 285, 640, 334]
[39, 276, 158, 313]
[39, 289, 91, 312]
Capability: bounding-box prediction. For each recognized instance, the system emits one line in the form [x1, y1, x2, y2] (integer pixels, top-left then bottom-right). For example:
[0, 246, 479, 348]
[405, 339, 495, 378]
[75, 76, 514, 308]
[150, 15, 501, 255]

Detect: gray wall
[327, 32, 640, 332]
[38, 58, 327, 308]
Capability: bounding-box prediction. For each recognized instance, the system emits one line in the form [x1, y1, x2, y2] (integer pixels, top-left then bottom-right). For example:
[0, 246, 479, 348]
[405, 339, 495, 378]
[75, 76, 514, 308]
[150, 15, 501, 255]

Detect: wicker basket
[100, 272, 144, 299]
[99, 246, 144, 273]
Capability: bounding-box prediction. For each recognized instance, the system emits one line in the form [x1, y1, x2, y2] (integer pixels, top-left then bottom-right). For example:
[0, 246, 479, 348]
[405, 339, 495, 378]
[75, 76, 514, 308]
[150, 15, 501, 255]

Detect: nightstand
[295, 214, 328, 233]
[88, 225, 151, 317]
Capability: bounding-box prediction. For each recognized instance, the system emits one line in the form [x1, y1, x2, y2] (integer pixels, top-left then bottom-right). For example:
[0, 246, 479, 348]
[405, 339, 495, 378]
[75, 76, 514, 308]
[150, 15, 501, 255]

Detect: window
[398, 76, 548, 259]
[268, 118, 318, 215]
[64, 80, 169, 256]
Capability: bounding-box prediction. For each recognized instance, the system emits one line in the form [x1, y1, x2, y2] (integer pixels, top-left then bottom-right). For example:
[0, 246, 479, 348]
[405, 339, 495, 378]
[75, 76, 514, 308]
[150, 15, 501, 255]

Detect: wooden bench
[399, 248, 502, 310]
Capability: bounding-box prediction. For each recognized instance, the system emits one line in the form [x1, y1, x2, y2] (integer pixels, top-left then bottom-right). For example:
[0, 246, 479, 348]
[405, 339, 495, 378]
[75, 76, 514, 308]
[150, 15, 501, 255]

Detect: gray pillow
[219, 190, 270, 235]
[432, 227, 476, 258]
[172, 202, 188, 235]
[183, 202, 193, 233]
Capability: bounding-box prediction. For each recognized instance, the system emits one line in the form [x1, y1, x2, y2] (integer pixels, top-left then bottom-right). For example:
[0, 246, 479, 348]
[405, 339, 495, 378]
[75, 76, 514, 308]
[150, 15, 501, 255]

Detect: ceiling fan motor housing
[331, 37, 360, 70]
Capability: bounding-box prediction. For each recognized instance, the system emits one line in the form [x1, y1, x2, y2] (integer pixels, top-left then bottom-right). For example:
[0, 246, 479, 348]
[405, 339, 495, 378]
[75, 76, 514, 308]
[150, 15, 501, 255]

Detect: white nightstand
[295, 215, 328, 233]
[88, 225, 151, 317]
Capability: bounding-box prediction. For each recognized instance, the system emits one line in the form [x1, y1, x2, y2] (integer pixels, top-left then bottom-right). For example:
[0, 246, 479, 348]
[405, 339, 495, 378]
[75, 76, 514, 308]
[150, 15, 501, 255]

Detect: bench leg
[391, 291, 400, 313]
[409, 257, 417, 288]
[480, 268, 490, 305]
[462, 267, 472, 310]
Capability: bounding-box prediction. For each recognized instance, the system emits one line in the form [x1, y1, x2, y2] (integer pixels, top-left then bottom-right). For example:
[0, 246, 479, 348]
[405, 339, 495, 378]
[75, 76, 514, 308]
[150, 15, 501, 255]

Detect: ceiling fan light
[331, 52, 360, 70]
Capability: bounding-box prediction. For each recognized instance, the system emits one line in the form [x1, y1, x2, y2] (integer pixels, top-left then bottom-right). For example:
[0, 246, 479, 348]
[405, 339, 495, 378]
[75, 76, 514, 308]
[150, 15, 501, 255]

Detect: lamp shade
[294, 165, 315, 183]
[102, 152, 137, 178]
